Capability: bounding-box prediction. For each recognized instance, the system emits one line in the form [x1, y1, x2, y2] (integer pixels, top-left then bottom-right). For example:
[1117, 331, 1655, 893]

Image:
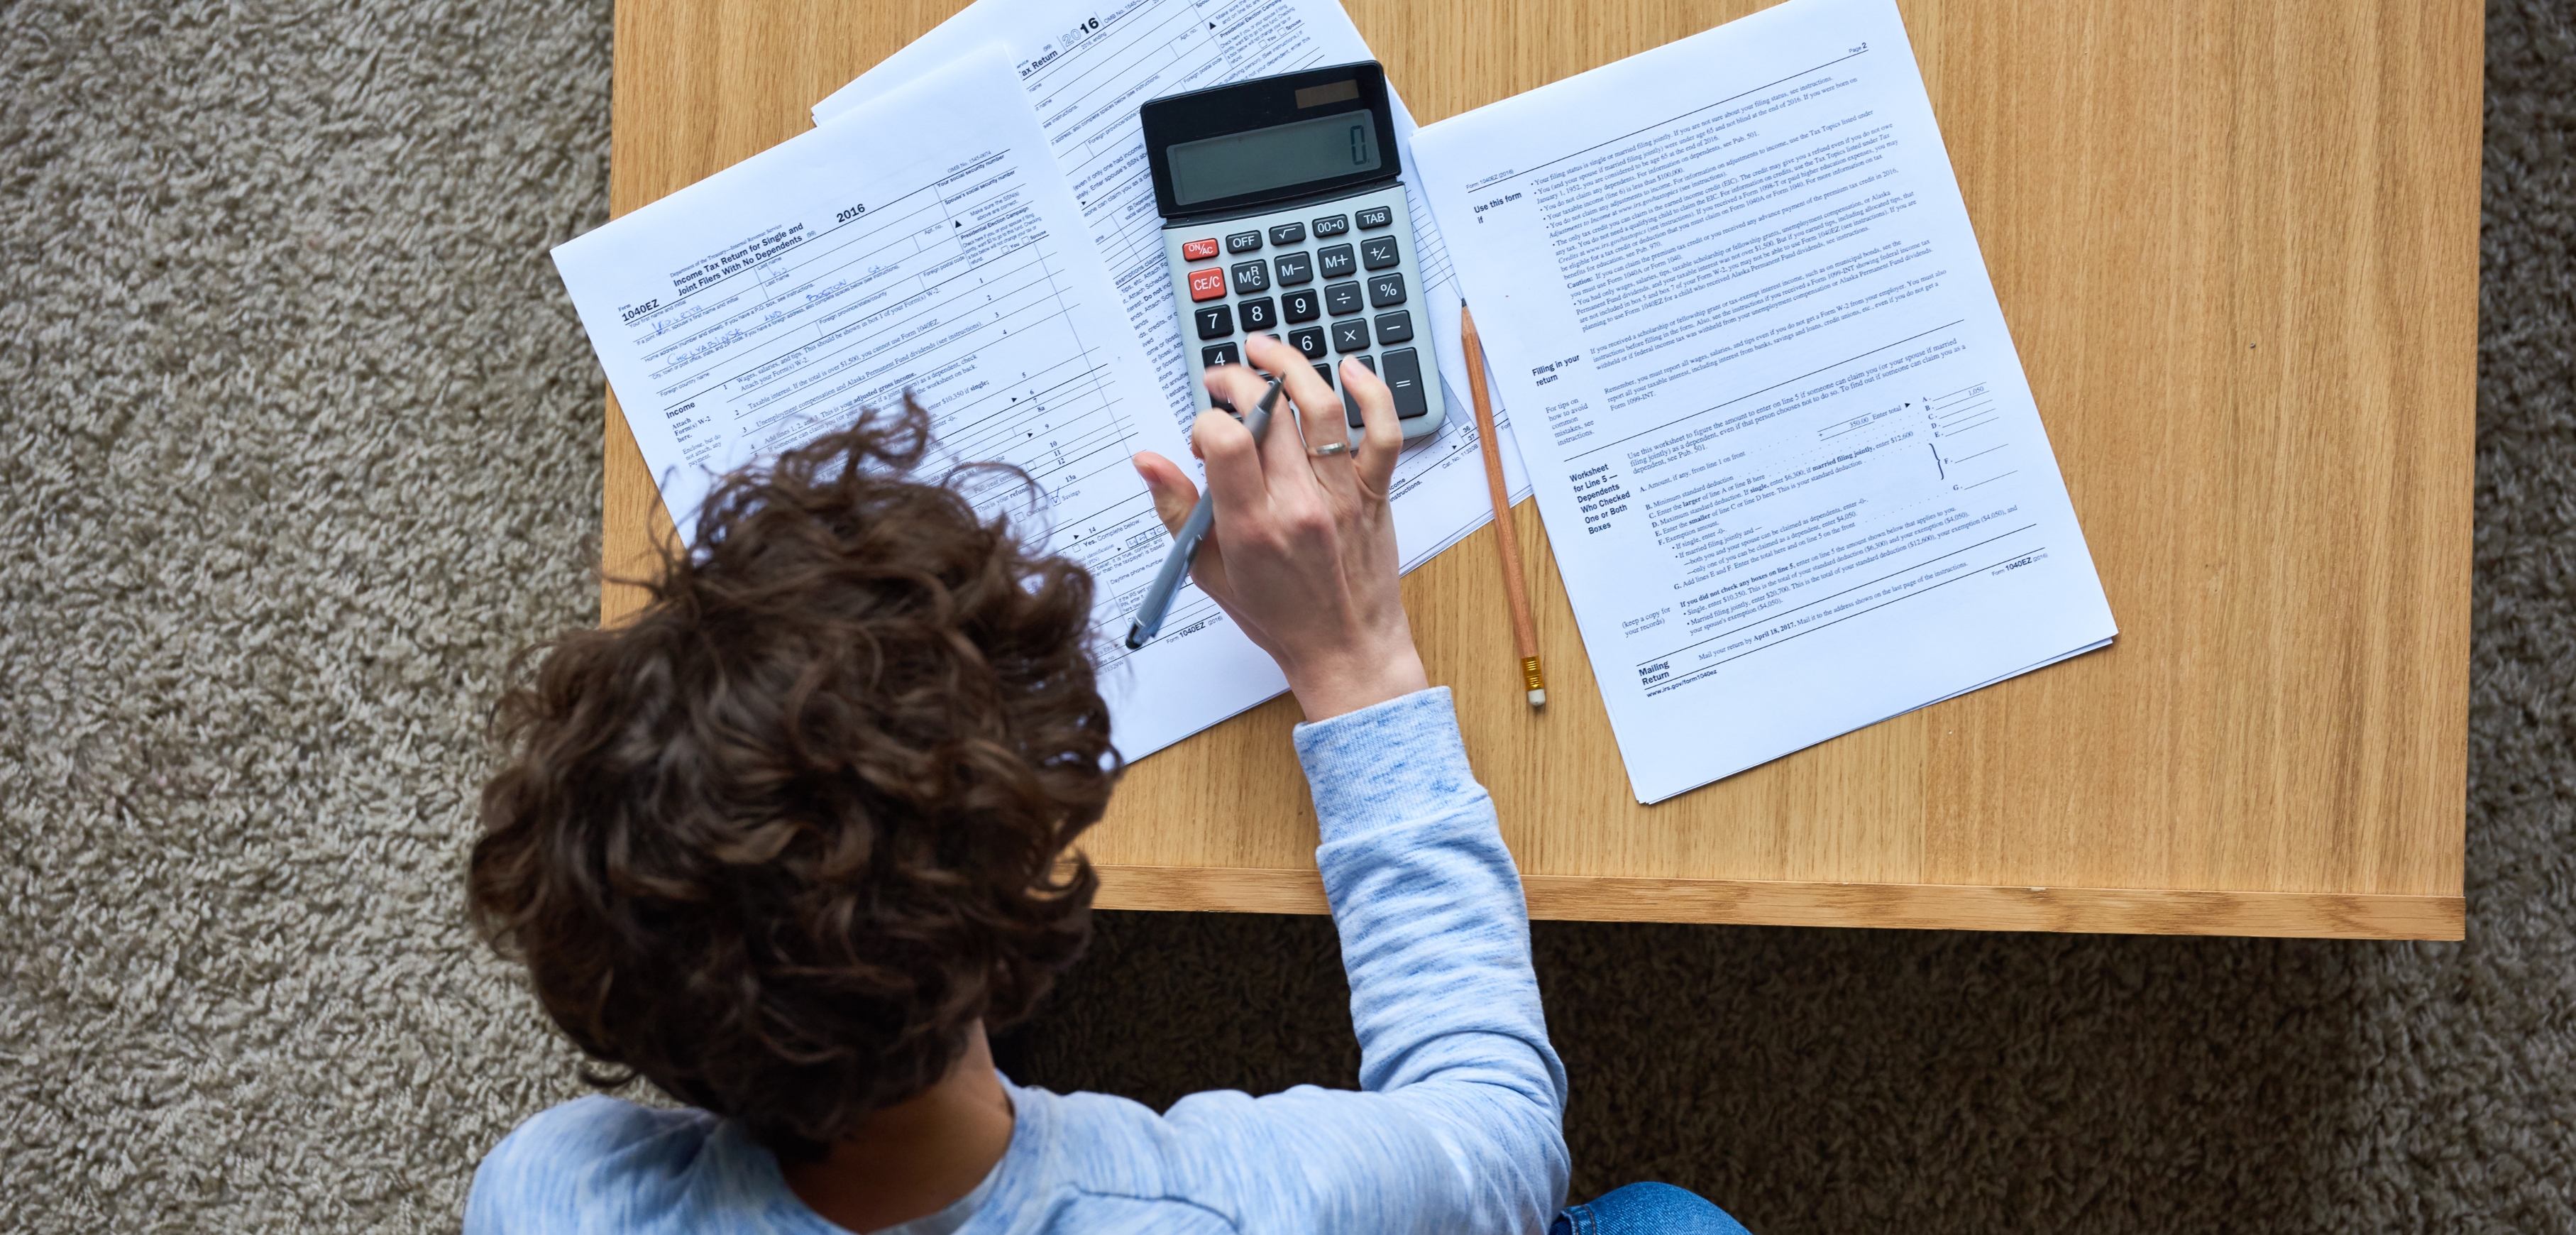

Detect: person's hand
[1130, 333, 1428, 720]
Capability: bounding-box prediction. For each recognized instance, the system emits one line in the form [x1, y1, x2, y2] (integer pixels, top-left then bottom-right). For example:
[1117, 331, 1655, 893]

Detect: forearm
[1140, 342, 1565, 1229]
[1295, 687, 1569, 1224]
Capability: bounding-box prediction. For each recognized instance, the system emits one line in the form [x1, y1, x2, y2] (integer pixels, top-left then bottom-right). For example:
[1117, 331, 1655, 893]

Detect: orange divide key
[1187, 266, 1226, 301]
[1181, 237, 1221, 261]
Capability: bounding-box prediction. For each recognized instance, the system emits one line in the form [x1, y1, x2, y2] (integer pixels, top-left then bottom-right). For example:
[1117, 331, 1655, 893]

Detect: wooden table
[604, 0, 2478, 938]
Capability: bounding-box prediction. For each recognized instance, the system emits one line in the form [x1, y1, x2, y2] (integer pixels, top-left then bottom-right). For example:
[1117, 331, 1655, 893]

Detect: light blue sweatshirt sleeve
[1154, 686, 1570, 1234]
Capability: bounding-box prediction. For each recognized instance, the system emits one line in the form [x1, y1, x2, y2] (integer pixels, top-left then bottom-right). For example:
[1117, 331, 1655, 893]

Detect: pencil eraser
[1527, 688, 1547, 708]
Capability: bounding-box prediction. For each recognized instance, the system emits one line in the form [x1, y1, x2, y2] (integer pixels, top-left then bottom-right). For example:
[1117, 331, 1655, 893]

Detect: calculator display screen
[1165, 111, 1383, 207]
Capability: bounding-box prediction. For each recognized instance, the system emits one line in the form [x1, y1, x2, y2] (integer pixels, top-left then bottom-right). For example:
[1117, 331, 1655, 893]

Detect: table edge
[1091, 864, 2466, 939]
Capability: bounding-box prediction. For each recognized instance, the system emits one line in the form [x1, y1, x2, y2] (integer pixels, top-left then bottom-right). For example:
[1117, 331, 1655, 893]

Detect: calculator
[1141, 62, 1445, 441]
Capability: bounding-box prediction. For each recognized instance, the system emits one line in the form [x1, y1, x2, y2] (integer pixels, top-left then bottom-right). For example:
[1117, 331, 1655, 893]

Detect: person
[462, 334, 1746, 1233]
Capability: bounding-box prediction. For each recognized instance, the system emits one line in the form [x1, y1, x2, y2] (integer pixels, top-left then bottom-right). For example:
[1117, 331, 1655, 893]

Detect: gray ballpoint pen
[1125, 374, 1287, 650]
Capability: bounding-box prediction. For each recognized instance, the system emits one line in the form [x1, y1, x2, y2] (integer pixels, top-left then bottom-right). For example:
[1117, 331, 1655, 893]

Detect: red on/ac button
[1187, 266, 1227, 302]
[1182, 237, 1220, 261]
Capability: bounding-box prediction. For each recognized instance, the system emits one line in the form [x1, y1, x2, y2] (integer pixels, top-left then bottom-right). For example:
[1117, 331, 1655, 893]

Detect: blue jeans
[1551, 1182, 1750, 1235]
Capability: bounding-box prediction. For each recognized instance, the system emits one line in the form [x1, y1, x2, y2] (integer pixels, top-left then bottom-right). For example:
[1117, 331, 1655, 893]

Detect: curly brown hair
[467, 402, 1118, 1160]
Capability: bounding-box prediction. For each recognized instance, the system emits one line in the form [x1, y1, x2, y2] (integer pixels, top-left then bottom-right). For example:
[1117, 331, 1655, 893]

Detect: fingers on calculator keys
[1270, 338, 1334, 405]
[1345, 354, 1381, 428]
[1277, 352, 1348, 473]
[1341, 357, 1402, 476]
[1243, 339, 1319, 480]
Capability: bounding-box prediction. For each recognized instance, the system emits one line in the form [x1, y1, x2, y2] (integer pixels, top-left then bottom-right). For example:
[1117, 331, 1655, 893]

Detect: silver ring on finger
[1309, 441, 1350, 459]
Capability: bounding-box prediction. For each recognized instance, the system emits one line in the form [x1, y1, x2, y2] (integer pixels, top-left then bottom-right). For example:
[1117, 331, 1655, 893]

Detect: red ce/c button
[1187, 266, 1227, 302]
[1181, 237, 1221, 261]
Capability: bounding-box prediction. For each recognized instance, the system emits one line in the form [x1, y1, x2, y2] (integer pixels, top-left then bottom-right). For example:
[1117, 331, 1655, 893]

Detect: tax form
[1413, 0, 2116, 802]
[811, 0, 1531, 592]
[551, 53, 1283, 759]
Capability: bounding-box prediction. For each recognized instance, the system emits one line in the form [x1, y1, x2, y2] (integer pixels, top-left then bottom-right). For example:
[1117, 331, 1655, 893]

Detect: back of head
[467, 403, 1118, 1160]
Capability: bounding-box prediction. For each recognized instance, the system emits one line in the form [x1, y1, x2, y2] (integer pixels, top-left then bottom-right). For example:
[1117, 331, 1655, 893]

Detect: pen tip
[1124, 625, 1147, 651]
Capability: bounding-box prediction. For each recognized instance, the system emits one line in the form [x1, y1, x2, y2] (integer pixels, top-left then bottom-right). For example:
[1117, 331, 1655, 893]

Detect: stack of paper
[552, 0, 2116, 801]
[552, 0, 1529, 762]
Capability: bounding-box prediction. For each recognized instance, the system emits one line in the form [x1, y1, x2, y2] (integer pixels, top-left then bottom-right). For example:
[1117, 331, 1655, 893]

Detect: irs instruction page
[1414, 0, 2115, 802]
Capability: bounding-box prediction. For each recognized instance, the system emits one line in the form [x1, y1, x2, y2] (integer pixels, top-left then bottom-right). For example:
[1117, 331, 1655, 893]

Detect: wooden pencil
[1460, 304, 1547, 708]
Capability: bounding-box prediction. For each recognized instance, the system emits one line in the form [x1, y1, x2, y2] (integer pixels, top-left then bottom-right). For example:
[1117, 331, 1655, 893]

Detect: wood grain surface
[601, 0, 2478, 937]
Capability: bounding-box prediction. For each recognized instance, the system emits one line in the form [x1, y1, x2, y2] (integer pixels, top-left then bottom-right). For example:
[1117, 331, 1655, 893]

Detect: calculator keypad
[1165, 185, 1446, 440]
